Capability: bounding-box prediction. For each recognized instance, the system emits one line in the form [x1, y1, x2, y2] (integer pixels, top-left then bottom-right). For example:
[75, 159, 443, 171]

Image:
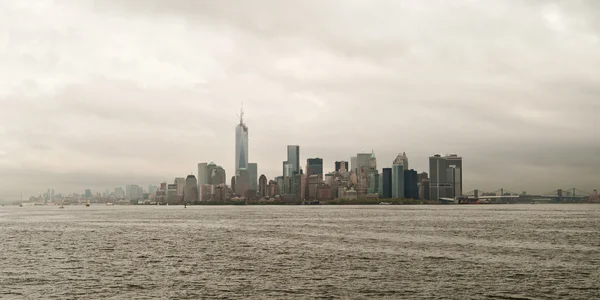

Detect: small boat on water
[106, 203, 114, 206]
[379, 202, 391, 205]
[59, 200, 64, 209]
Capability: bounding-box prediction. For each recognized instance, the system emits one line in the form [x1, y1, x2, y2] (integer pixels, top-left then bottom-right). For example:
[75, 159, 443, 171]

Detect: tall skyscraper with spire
[235, 105, 249, 173]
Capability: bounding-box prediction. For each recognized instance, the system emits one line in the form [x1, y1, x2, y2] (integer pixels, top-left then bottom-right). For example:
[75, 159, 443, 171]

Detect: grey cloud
[0, 0, 599, 201]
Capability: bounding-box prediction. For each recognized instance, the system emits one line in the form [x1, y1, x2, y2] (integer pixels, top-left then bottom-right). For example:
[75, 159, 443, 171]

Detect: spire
[370, 149, 375, 158]
[239, 102, 244, 125]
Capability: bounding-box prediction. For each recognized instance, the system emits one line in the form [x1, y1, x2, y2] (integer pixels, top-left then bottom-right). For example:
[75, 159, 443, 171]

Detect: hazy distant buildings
[429, 154, 463, 200]
[175, 178, 185, 198]
[126, 184, 142, 200]
[183, 175, 198, 203]
[306, 158, 323, 176]
[236, 168, 250, 197]
[114, 187, 125, 199]
[84, 189, 92, 198]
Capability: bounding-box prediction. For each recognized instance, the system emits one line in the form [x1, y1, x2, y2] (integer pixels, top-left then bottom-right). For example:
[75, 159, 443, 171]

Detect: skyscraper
[392, 154, 405, 198]
[287, 145, 300, 175]
[235, 107, 249, 172]
[404, 169, 418, 199]
[258, 175, 267, 197]
[381, 168, 392, 199]
[350, 157, 357, 174]
[248, 163, 258, 191]
[183, 175, 198, 204]
[429, 154, 463, 200]
[197, 163, 208, 186]
[306, 158, 323, 176]
[356, 153, 371, 176]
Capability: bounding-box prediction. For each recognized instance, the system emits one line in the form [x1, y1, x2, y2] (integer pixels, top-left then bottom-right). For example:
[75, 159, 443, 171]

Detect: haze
[0, 0, 598, 201]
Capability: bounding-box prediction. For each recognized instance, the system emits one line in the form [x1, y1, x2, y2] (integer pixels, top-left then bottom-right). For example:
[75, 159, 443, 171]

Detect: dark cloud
[0, 0, 599, 201]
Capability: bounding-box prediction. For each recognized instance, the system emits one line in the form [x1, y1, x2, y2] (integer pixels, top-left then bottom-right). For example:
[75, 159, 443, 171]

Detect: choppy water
[0, 204, 599, 299]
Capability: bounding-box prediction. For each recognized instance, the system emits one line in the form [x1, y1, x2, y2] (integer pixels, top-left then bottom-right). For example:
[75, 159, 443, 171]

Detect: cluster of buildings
[145, 109, 465, 204]
[25, 108, 599, 205]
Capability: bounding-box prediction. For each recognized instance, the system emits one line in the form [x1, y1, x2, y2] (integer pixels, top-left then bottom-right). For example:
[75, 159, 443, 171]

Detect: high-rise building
[248, 163, 258, 191]
[404, 169, 418, 199]
[114, 187, 125, 199]
[258, 175, 267, 197]
[350, 157, 357, 174]
[392, 154, 405, 198]
[356, 153, 371, 176]
[197, 163, 208, 186]
[183, 175, 198, 203]
[287, 145, 300, 175]
[166, 184, 179, 204]
[367, 172, 379, 195]
[211, 166, 227, 185]
[235, 107, 249, 172]
[148, 185, 158, 196]
[335, 161, 349, 173]
[126, 184, 141, 200]
[381, 168, 392, 199]
[429, 154, 462, 200]
[175, 178, 185, 198]
[306, 158, 323, 176]
[236, 168, 250, 197]
[84, 189, 92, 198]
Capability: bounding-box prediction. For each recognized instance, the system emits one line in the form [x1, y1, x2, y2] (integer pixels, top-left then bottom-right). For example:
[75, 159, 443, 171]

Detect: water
[1, 205, 599, 299]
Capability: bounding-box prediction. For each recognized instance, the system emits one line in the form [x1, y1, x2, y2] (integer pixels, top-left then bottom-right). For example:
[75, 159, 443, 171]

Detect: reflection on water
[1, 205, 599, 299]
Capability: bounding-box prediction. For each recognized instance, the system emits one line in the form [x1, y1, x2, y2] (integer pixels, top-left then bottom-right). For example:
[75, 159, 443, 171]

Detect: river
[0, 204, 598, 299]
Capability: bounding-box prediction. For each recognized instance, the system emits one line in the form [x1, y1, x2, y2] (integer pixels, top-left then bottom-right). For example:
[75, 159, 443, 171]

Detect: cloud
[0, 0, 599, 200]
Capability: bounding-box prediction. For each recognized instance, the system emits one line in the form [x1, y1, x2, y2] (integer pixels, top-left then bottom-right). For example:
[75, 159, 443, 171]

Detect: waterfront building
[183, 175, 198, 203]
[211, 166, 227, 185]
[166, 184, 179, 204]
[381, 168, 392, 199]
[404, 169, 418, 199]
[236, 168, 250, 197]
[258, 175, 267, 196]
[367, 172, 379, 195]
[197, 162, 208, 186]
[392, 154, 405, 198]
[175, 178, 185, 198]
[429, 154, 463, 200]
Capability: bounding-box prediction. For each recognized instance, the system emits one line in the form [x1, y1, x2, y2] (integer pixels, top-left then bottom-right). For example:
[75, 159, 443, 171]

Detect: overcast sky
[1, 0, 599, 201]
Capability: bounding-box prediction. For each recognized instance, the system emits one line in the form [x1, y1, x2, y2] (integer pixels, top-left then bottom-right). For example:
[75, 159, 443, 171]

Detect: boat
[85, 200, 90, 207]
[379, 202, 391, 205]
[106, 203, 114, 206]
[59, 200, 64, 209]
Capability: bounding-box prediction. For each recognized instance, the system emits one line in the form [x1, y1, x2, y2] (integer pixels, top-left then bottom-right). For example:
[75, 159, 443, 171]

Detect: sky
[0, 0, 599, 201]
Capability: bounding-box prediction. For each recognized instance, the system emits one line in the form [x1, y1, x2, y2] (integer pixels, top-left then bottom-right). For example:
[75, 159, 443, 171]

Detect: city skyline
[1, 1, 599, 201]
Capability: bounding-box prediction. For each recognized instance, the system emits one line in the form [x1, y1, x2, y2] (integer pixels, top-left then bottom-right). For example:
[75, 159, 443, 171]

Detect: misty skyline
[1, 0, 599, 200]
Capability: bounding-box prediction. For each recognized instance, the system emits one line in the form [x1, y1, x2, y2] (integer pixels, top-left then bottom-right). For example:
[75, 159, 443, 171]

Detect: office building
[235, 107, 249, 172]
[114, 187, 125, 199]
[350, 157, 357, 174]
[404, 169, 418, 199]
[381, 168, 392, 199]
[197, 162, 208, 186]
[356, 153, 371, 176]
[429, 154, 463, 200]
[392, 154, 405, 198]
[306, 158, 323, 176]
[248, 163, 258, 191]
[183, 175, 198, 203]
[175, 178, 185, 198]
[367, 172, 379, 195]
[287, 145, 300, 175]
[211, 166, 227, 185]
[166, 184, 179, 204]
[258, 175, 267, 196]
[236, 168, 250, 197]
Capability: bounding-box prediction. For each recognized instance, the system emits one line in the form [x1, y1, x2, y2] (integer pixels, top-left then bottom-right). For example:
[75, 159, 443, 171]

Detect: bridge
[460, 188, 596, 204]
